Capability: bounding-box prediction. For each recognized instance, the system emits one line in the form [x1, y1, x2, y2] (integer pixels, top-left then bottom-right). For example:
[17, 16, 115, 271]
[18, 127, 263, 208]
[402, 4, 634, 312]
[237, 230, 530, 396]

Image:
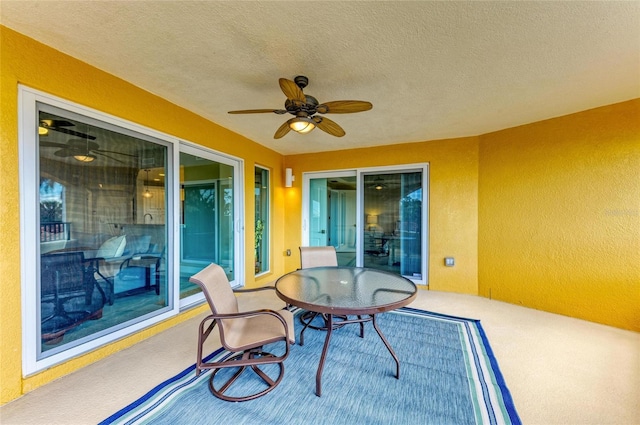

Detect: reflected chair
[115, 246, 164, 297]
[189, 263, 295, 402]
[40, 252, 106, 344]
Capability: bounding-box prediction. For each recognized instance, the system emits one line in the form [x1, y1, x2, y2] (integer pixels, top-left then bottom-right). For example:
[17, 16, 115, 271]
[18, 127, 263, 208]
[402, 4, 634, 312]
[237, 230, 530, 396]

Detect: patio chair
[189, 263, 295, 402]
[298, 246, 362, 344]
[40, 251, 106, 344]
[299, 245, 338, 268]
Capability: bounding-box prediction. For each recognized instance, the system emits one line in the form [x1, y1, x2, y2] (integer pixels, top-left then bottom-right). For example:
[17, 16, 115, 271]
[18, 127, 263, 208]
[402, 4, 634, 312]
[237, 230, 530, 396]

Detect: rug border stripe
[99, 307, 521, 425]
[474, 320, 522, 424]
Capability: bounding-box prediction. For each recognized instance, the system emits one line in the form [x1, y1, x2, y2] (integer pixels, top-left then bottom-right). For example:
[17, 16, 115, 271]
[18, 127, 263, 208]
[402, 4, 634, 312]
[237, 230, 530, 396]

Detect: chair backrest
[299, 246, 338, 268]
[41, 251, 87, 298]
[189, 263, 238, 316]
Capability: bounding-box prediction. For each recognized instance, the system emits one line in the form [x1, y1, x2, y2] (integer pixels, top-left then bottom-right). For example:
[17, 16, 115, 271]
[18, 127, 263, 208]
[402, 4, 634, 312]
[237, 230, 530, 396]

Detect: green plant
[255, 219, 264, 260]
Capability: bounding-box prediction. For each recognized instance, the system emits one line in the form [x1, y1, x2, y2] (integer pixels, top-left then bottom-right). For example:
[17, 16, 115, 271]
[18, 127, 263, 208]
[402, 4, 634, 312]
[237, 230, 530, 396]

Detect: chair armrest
[233, 285, 275, 294]
[212, 309, 291, 338]
[212, 308, 283, 320]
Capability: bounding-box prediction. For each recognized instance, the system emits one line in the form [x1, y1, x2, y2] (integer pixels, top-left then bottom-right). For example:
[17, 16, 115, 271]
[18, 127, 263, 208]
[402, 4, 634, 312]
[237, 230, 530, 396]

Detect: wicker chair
[189, 263, 295, 401]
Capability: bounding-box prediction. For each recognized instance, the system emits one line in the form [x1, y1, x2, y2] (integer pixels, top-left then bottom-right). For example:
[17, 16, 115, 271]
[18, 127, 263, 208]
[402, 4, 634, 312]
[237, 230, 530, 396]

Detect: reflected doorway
[306, 174, 357, 266]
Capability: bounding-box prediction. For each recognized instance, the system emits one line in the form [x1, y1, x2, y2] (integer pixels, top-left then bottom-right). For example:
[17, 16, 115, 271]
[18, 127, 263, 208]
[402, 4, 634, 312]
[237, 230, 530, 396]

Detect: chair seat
[223, 309, 295, 351]
[189, 263, 294, 402]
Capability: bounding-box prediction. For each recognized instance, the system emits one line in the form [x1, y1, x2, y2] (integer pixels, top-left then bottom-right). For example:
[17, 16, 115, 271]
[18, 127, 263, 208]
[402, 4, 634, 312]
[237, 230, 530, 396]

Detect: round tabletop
[275, 266, 417, 316]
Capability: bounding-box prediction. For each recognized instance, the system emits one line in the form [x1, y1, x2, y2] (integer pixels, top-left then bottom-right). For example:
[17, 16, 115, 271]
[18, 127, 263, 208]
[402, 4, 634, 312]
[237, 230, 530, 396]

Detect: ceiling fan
[228, 76, 372, 139]
[39, 119, 96, 140]
[41, 138, 137, 164]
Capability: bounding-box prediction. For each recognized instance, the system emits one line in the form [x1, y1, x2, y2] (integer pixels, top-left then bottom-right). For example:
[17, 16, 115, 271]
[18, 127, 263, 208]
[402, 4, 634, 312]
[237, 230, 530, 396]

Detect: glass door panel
[179, 150, 237, 301]
[309, 178, 328, 246]
[362, 171, 423, 279]
[304, 173, 357, 266]
[36, 107, 170, 359]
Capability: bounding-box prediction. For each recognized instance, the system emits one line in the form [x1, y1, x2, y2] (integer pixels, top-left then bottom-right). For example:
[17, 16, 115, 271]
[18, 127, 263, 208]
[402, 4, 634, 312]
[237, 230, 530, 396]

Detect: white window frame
[178, 142, 244, 308]
[302, 164, 429, 286]
[254, 164, 271, 277]
[19, 86, 223, 374]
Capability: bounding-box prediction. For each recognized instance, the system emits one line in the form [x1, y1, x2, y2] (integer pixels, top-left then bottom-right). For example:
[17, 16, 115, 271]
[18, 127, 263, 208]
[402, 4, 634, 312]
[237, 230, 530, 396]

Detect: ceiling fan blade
[274, 120, 292, 139]
[94, 149, 138, 158]
[313, 116, 346, 137]
[67, 139, 100, 151]
[40, 141, 68, 149]
[46, 126, 97, 140]
[40, 119, 75, 128]
[279, 78, 306, 103]
[316, 100, 373, 114]
[94, 152, 125, 163]
[54, 149, 73, 158]
[228, 109, 286, 114]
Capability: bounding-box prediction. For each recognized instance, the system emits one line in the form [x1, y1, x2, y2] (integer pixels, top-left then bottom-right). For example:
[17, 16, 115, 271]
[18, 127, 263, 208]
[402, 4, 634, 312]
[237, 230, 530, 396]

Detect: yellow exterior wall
[283, 136, 480, 293]
[2, 25, 638, 405]
[0, 27, 287, 404]
[478, 100, 640, 331]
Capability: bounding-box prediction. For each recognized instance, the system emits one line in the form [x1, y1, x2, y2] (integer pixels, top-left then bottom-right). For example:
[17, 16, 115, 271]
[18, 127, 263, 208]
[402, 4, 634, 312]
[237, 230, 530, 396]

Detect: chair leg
[208, 350, 285, 402]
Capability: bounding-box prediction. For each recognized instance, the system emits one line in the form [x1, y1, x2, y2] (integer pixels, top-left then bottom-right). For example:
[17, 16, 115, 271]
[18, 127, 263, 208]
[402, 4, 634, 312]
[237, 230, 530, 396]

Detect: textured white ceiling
[2, 1, 639, 155]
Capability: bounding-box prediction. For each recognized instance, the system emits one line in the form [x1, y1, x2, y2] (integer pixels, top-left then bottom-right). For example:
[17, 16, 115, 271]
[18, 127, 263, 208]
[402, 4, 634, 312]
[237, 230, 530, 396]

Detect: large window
[20, 87, 244, 374]
[35, 106, 171, 363]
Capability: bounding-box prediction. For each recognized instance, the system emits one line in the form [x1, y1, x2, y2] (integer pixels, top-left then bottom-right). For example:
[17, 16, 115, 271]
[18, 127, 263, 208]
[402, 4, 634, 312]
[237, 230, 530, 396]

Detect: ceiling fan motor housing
[285, 95, 318, 115]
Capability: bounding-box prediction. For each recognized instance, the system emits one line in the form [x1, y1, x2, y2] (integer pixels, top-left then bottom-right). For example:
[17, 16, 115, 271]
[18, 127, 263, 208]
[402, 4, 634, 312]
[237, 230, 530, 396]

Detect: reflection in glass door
[362, 171, 423, 279]
[182, 183, 217, 262]
[304, 173, 357, 266]
[179, 150, 237, 301]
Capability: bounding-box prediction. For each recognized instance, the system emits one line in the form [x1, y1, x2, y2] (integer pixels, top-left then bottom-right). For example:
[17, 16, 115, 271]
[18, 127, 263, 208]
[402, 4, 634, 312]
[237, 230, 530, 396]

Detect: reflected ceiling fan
[39, 119, 96, 140]
[228, 76, 372, 139]
[39, 119, 138, 163]
[41, 139, 137, 163]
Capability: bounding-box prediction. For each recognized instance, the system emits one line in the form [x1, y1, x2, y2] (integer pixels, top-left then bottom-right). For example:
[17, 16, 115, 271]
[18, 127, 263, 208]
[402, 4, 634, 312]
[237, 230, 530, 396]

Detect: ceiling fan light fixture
[73, 153, 96, 163]
[289, 117, 316, 134]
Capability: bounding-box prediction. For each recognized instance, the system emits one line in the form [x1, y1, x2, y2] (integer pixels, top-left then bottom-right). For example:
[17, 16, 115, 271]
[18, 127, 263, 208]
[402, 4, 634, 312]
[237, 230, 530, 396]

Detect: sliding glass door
[303, 172, 357, 266]
[178, 145, 241, 306]
[303, 166, 428, 284]
[362, 170, 424, 279]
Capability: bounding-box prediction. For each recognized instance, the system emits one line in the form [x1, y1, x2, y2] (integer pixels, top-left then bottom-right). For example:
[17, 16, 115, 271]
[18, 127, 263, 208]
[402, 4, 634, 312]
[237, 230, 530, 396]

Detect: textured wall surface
[479, 100, 640, 331]
[285, 136, 480, 294]
[0, 27, 286, 404]
[2, 24, 638, 406]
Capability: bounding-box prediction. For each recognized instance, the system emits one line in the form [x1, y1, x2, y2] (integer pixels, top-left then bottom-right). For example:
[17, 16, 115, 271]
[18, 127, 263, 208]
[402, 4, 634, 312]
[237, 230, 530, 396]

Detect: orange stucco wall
[478, 100, 640, 330]
[283, 136, 480, 294]
[0, 26, 286, 404]
[2, 25, 638, 405]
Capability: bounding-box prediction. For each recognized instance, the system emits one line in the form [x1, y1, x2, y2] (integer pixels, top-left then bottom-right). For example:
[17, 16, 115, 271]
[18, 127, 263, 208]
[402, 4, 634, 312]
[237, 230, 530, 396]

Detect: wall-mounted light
[285, 168, 295, 187]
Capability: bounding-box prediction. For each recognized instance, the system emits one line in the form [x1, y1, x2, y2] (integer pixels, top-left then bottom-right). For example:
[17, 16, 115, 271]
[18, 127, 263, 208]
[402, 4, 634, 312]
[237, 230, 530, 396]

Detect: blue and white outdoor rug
[101, 308, 520, 425]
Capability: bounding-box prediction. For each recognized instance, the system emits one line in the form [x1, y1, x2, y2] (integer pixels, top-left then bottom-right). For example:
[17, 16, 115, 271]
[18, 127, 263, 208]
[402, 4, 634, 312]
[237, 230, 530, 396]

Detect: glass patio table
[275, 266, 417, 396]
